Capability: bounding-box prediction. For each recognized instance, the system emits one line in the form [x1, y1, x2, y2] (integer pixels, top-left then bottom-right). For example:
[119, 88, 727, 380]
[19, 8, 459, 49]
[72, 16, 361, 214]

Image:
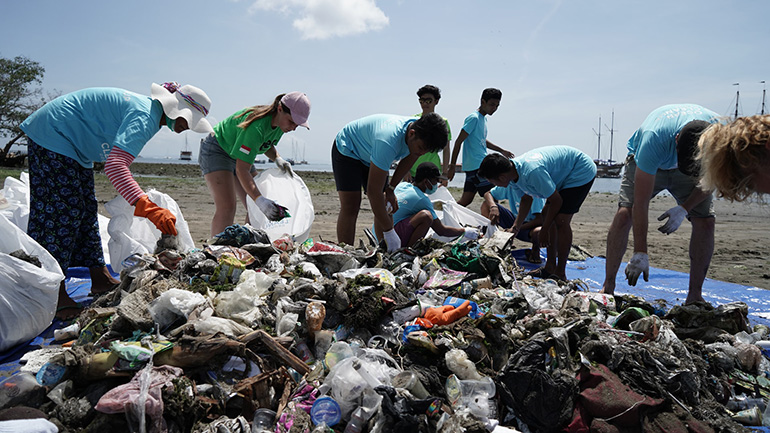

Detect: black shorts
[463, 169, 494, 196]
[555, 179, 594, 214]
[331, 141, 389, 193]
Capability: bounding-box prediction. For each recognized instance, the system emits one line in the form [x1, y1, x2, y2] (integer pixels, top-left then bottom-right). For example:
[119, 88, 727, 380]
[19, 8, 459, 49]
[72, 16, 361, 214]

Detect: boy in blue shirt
[448, 88, 515, 207]
[479, 146, 596, 281]
[372, 162, 479, 247]
[600, 104, 718, 305]
[333, 113, 448, 251]
[481, 184, 546, 263]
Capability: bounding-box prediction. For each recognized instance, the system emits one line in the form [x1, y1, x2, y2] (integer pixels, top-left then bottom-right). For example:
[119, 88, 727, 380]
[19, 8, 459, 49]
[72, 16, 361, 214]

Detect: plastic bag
[0, 214, 65, 351]
[105, 189, 194, 273]
[246, 168, 315, 243]
[0, 172, 30, 231]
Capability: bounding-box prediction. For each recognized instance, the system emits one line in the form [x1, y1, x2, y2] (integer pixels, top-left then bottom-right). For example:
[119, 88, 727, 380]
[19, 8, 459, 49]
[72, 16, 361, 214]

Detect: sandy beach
[34, 162, 769, 291]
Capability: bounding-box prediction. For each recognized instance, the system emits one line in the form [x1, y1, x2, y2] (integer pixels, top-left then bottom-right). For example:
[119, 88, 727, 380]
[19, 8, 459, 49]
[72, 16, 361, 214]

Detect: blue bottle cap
[310, 396, 341, 426]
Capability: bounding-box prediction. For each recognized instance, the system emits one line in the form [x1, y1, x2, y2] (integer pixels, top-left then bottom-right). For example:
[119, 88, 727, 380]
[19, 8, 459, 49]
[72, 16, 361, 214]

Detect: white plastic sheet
[0, 214, 64, 352]
[246, 168, 314, 243]
[105, 189, 194, 273]
[428, 185, 497, 241]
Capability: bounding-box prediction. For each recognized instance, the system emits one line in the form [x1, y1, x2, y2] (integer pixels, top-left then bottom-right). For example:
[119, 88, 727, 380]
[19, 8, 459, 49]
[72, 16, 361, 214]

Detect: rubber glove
[625, 252, 649, 286]
[657, 205, 687, 234]
[382, 228, 401, 252]
[417, 301, 472, 328]
[133, 195, 177, 235]
[274, 156, 294, 177]
[255, 196, 282, 221]
[463, 228, 480, 240]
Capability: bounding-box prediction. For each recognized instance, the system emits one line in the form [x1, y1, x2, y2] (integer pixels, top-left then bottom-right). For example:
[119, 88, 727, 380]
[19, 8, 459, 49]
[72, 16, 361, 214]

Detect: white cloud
[250, 0, 389, 40]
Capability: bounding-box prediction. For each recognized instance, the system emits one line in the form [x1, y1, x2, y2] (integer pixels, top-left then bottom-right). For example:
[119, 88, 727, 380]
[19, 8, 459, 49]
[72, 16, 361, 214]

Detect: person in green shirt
[406, 85, 452, 185]
[199, 92, 311, 236]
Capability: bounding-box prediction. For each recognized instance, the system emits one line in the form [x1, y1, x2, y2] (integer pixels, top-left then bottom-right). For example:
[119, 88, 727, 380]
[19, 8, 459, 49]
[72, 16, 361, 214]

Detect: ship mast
[733, 83, 740, 120]
[761, 81, 766, 115]
[604, 109, 616, 162]
[592, 115, 602, 160]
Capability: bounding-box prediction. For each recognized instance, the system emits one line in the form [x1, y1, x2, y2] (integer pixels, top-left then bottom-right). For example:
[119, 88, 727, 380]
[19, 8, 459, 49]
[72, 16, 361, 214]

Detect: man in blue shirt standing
[479, 146, 596, 281]
[448, 88, 515, 207]
[600, 104, 718, 305]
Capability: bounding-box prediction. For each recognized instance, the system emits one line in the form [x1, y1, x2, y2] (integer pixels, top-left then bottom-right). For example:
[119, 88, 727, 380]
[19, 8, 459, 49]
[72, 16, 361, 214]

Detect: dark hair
[411, 112, 448, 152]
[478, 153, 513, 179]
[417, 85, 441, 100]
[677, 120, 711, 177]
[481, 88, 502, 102]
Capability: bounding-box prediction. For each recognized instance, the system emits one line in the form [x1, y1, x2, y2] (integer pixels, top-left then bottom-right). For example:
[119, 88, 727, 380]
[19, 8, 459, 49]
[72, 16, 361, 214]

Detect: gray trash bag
[497, 334, 578, 432]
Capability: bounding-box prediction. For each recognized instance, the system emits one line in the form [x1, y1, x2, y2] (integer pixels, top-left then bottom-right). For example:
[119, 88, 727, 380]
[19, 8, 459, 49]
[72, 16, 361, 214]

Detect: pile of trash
[2, 225, 769, 433]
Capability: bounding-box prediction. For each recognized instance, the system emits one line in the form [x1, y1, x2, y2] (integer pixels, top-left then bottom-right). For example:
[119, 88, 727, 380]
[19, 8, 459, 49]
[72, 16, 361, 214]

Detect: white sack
[0, 213, 64, 352]
[246, 168, 314, 243]
[105, 189, 194, 273]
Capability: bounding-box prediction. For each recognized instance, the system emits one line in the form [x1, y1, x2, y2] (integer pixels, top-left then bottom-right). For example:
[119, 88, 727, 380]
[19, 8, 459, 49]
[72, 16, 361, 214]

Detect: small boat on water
[179, 137, 192, 161]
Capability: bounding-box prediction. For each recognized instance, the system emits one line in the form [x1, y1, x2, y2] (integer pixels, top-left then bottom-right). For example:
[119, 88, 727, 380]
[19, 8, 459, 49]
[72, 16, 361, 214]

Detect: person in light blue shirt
[332, 113, 448, 251]
[369, 163, 479, 248]
[601, 104, 719, 306]
[481, 184, 546, 263]
[479, 146, 596, 281]
[19, 83, 213, 320]
[447, 88, 515, 207]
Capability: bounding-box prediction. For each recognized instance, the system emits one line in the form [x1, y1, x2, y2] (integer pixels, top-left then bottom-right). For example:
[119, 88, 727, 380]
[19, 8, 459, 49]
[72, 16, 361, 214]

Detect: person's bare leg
[56, 281, 81, 320]
[686, 216, 715, 305]
[89, 265, 119, 293]
[234, 170, 252, 226]
[205, 170, 238, 237]
[337, 190, 362, 245]
[457, 191, 476, 207]
[542, 225, 558, 275]
[553, 214, 574, 281]
[601, 206, 633, 294]
[406, 210, 433, 247]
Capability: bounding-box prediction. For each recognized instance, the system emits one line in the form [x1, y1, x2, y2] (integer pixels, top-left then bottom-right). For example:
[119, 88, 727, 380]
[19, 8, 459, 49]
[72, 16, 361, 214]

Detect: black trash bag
[497, 338, 578, 432]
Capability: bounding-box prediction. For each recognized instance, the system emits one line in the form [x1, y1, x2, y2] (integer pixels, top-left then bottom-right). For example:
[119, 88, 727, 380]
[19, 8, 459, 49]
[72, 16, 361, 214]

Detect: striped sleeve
[104, 148, 146, 205]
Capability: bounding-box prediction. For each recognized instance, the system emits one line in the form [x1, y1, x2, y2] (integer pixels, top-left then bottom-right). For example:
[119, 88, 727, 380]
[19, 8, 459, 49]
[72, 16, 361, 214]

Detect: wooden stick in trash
[240, 330, 310, 375]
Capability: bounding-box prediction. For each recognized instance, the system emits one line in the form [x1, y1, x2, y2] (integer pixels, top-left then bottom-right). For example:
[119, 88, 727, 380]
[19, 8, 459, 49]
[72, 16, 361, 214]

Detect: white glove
[255, 196, 281, 221]
[463, 227, 480, 240]
[657, 205, 687, 234]
[624, 252, 649, 286]
[382, 228, 401, 252]
[275, 156, 294, 177]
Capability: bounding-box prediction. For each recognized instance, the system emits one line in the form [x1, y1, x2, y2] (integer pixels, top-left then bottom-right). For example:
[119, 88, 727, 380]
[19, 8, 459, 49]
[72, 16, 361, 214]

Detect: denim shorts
[199, 133, 258, 175]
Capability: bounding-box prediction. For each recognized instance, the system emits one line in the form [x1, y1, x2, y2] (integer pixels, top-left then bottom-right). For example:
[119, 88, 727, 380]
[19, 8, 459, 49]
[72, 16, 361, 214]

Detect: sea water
[133, 156, 624, 193]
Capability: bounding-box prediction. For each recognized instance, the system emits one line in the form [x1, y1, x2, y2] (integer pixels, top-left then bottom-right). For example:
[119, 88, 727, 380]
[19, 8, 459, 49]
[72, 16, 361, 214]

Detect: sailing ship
[179, 136, 192, 161]
[592, 111, 623, 178]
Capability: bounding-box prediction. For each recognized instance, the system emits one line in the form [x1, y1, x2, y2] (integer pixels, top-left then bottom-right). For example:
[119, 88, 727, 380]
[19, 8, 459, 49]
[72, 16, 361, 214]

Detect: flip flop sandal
[525, 249, 542, 264]
[525, 267, 550, 278]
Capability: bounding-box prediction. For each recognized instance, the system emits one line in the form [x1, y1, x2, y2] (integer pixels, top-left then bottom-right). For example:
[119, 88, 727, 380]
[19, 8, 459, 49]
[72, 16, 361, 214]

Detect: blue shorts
[463, 169, 494, 196]
[496, 205, 534, 242]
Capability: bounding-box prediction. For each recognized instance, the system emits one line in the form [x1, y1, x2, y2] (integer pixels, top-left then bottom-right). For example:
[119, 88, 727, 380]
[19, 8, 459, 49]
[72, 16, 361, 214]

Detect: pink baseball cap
[281, 91, 311, 129]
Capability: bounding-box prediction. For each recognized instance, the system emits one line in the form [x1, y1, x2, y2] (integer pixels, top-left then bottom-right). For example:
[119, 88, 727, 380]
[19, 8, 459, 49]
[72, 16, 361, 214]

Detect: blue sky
[2, 0, 769, 164]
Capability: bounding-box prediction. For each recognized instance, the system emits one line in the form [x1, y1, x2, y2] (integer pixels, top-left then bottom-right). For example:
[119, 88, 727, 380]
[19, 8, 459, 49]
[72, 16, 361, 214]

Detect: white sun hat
[151, 82, 213, 134]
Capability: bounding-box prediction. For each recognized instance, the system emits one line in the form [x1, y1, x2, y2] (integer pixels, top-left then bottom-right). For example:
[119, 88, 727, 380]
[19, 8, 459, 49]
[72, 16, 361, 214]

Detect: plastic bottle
[53, 322, 80, 341]
[306, 302, 326, 333]
[343, 407, 365, 433]
[392, 304, 421, 324]
[0, 372, 41, 408]
[36, 362, 68, 387]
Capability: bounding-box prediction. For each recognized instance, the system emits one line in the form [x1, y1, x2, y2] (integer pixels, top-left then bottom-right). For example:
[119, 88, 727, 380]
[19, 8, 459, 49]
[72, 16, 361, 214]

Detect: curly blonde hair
[697, 115, 770, 201]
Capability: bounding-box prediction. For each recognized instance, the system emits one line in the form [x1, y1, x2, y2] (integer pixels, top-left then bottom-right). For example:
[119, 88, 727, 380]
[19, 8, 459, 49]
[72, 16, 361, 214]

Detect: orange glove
[416, 301, 472, 328]
[133, 195, 178, 235]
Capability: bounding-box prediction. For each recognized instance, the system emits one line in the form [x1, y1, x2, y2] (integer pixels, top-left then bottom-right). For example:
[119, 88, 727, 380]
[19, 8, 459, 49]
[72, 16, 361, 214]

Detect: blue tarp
[511, 248, 770, 327]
